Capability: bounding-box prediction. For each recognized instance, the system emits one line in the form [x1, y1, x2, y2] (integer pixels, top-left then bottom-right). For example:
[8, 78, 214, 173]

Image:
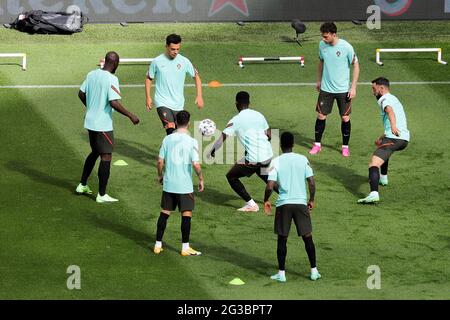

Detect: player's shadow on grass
[0, 63, 23, 69]
[314, 161, 367, 198]
[197, 185, 239, 209]
[193, 240, 306, 278]
[86, 213, 177, 253]
[270, 121, 314, 150]
[289, 131, 341, 154]
[114, 137, 159, 167]
[79, 132, 159, 168]
[5, 160, 75, 193]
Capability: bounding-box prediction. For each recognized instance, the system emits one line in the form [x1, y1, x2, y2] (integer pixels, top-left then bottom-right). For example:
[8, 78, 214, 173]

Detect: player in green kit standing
[145, 34, 204, 135]
[309, 22, 360, 157]
[264, 132, 321, 282]
[209, 91, 273, 212]
[76, 51, 140, 203]
[154, 111, 204, 256]
[358, 77, 410, 204]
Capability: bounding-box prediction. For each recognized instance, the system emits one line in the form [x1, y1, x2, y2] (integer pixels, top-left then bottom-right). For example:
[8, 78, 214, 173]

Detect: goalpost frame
[238, 56, 305, 68]
[376, 48, 447, 66]
[99, 58, 154, 68]
[0, 53, 27, 71]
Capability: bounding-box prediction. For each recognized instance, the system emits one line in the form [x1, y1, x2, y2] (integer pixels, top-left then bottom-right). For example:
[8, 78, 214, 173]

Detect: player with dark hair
[154, 110, 204, 256]
[145, 33, 204, 135]
[264, 132, 321, 282]
[76, 51, 140, 203]
[358, 77, 410, 204]
[309, 21, 360, 157]
[209, 91, 273, 212]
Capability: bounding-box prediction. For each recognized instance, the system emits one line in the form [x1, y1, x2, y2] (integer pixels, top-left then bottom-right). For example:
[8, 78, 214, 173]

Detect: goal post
[238, 56, 305, 68]
[0, 53, 27, 71]
[99, 58, 153, 68]
[376, 48, 447, 66]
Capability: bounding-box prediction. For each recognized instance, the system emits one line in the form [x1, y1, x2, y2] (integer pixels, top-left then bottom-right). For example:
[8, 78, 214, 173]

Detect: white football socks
[247, 199, 257, 207]
[182, 243, 189, 251]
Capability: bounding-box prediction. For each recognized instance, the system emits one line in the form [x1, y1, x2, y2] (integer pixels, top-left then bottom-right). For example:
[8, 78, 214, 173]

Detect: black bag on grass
[8, 10, 85, 34]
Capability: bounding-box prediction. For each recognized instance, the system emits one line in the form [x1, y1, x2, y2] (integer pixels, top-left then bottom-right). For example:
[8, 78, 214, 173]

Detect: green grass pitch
[0, 21, 449, 299]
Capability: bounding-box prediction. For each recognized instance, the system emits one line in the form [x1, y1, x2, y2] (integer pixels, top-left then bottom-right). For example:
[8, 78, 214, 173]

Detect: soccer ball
[66, 5, 81, 14]
[198, 119, 216, 137]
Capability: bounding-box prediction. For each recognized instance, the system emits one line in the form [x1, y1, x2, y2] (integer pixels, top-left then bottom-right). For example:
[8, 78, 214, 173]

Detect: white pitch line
[1, 81, 450, 89]
[0, 85, 80, 89]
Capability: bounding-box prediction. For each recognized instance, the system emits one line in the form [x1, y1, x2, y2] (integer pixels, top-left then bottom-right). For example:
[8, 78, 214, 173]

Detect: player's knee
[100, 153, 112, 161]
[164, 122, 176, 129]
[226, 171, 236, 182]
[182, 211, 192, 217]
[369, 157, 383, 168]
[302, 233, 312, 240]
[341, 115, 350, 122]
[317, 113, 327, 120]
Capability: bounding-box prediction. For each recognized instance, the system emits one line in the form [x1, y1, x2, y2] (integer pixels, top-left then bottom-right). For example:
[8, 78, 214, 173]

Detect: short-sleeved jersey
[147, 53, 196, 111]
[158, 131, 200, 194]
[80, 69, 121, 132]
[319, 39, 358, 94]
[222, 108, 273, 163]
[377, 93, 410, 141]
[268, 153, 314, 207]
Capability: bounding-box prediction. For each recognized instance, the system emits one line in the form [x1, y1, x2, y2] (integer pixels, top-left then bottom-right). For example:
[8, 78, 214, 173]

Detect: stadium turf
[0, 21, 449, 299]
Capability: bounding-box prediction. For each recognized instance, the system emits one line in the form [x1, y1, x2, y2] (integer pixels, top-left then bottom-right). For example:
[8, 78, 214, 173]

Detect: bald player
[76, 51, 140, 203]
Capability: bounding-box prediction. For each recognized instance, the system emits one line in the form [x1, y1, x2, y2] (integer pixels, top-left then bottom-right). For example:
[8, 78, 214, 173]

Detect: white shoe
[310, 270, 322, 281]
[379, 176, 389, 186]
[270, 273, 286, 282]
[237, 204, 259, 212]
[75, 183, 93, 195]
[357, 192, 380, 204]
[96, 193, 119, 203]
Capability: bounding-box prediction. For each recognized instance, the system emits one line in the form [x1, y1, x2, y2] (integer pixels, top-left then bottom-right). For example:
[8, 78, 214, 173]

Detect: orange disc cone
[208, 80, 222, 88]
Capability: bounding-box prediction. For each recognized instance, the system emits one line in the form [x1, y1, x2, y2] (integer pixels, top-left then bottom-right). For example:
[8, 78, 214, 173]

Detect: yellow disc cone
[229, 278, 245, 285]
[113, 160, 128, 166]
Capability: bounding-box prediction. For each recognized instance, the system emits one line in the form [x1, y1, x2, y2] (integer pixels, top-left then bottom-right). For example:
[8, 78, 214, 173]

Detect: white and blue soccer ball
[198, 119, 216, 137]
[66, 5, 81, 14]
